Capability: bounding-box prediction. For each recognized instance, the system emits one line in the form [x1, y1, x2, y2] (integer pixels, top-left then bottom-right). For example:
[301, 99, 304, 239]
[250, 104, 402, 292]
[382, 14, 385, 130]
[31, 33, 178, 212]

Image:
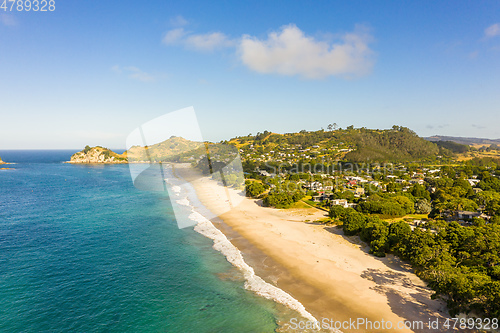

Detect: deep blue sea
[0, 151, 281, 332]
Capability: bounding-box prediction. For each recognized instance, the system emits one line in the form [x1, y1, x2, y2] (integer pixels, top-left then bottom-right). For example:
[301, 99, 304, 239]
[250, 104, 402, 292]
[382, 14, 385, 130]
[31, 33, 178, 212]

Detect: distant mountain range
[425, 135, 500, 146]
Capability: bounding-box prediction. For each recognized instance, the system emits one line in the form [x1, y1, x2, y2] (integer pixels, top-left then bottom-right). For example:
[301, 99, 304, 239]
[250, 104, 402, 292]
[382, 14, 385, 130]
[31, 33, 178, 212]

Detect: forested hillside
[230, 125, 441, 163]
[343, 126, 439, 162]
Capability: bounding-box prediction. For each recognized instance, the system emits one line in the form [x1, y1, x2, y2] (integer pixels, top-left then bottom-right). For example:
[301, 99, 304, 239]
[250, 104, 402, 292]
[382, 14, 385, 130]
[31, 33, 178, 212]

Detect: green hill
[126, 136, 205, 162]
[229, 125, 440, 163]
[69, 146, 127, 164]
[343, 126, 439, 162]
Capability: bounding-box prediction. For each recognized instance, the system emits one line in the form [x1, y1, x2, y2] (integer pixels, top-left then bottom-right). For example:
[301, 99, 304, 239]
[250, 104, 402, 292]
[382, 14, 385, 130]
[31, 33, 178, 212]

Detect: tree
[360, 216, 389, 256]
[388, 221, 411, 253]
[394, 195, 415, 214]
[329, 205, 346, 219]
[263, 191, 294, 208]
[481, 281, 500, 318]
[410, 184, 431, 201]
[415, 199, 432, 214]
[245, 181, 266, 198]
[341, 209, 366, 235]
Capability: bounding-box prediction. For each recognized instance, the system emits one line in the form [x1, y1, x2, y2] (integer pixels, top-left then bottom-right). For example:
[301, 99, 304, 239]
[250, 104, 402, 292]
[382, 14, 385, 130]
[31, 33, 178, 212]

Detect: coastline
[173, 164, 453, 333]
[165, 165, 321, 330]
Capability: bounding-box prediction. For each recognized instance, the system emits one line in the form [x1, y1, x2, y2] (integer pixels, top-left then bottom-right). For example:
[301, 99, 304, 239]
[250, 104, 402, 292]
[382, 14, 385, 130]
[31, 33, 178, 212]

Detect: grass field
[381, 213, 429, 222]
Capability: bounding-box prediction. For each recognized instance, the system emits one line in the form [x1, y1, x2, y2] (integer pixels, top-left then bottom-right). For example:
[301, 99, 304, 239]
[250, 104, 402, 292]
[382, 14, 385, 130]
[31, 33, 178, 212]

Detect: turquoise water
[0, 151, 280, 332]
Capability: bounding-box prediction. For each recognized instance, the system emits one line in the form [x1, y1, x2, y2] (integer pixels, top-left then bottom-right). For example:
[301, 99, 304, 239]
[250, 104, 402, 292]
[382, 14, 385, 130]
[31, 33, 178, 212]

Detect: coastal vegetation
[333, 206, 500, 318]
[245, 180, 267, 198]
[70, 146, 127, 164]
[230, 125, 443, 166]
[71, 125, 500, 319]
[126, 136, 205, 163]
[321, 158, 500, 318]
[235, 126, 500, 320]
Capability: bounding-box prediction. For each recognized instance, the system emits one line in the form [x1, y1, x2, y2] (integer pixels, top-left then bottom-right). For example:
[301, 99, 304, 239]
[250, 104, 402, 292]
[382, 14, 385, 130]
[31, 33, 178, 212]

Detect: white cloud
[0, 14, 17, 27]
[125, 66, 156, 82]
[239, 24, 374, 79]
[185, 32, 234, 51]
[485, 23, 500, 38]
[170, 15, 188, 27]
[112, 65, 156, 82]
[162, 28, 234, 51]
[163, 28, 187, 44]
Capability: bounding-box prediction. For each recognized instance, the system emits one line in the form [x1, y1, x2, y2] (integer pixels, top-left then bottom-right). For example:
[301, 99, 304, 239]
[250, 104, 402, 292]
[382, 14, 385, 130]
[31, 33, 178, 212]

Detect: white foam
[188, 210, 319, 324]
[176, 198, 191, 206]
[171, 185, 181, 194]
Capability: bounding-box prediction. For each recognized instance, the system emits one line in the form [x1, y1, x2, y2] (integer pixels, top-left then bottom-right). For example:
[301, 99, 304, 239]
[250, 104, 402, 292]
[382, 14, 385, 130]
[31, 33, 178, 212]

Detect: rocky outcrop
[0, 156, 14, 169]
[69, 146, 127, 164]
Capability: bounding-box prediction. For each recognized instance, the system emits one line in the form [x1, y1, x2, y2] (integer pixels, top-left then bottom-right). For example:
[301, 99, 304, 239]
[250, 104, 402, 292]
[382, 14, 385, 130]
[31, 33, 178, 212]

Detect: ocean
[0, 150, 287, 332]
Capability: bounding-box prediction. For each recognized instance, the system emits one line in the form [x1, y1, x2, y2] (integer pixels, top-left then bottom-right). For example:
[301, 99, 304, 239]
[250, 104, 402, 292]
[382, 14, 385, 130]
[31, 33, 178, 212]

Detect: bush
[415, 199, 432, 214]
[263, 189, 303, 209]
[341, 209, 366, 236]
[245, 181, 267, 198]
[329, 205, 346, 219]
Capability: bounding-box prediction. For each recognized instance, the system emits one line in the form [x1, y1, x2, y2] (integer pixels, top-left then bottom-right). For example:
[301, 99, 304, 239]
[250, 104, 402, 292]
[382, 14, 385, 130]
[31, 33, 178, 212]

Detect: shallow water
[0, 151, 282, 332]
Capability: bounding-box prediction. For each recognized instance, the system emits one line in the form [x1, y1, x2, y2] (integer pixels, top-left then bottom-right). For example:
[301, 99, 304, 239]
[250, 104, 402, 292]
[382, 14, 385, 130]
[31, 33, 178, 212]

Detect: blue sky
[1, 0, 499, 149]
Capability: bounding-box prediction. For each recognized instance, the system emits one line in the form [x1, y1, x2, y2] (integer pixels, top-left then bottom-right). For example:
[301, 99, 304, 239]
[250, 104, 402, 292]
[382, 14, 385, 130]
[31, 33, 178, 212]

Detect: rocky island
[0, 156, 13, 170]
[68, 146, 128, 164]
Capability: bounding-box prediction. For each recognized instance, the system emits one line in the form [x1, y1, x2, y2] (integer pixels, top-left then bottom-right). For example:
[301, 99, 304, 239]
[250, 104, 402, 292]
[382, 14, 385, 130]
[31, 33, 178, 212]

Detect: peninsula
[68, 146, 127, 164]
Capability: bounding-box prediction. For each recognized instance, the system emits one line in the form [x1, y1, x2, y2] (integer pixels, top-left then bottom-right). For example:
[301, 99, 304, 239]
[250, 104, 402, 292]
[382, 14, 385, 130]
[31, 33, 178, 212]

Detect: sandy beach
[174, 165, 452, 333]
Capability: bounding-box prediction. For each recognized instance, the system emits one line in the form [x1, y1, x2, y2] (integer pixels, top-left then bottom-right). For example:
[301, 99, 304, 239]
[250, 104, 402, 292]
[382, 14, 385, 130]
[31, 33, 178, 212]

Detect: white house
[331, 199, 349, 208]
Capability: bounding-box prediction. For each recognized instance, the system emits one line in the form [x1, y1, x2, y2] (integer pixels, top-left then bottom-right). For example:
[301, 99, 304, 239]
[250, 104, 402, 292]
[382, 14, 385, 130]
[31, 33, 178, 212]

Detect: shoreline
[171, 165, 453, 333]
[165, 165, 320, 330]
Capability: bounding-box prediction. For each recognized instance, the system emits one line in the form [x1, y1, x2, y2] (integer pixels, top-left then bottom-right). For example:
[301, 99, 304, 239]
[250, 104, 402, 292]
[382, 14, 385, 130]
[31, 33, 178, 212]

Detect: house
[349, 176, 368, 183]
[331, 199, 349, 208]
[312, 195, 323, 202]
[354, 187, 365, 197]
[467, 179, 480, 187]
[259, 170, 272, 177]
[304, 181, 324, 191]
[409, 179, 425, 185]
[455, 211, 490, 220]
[456, 211, 480, 220]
